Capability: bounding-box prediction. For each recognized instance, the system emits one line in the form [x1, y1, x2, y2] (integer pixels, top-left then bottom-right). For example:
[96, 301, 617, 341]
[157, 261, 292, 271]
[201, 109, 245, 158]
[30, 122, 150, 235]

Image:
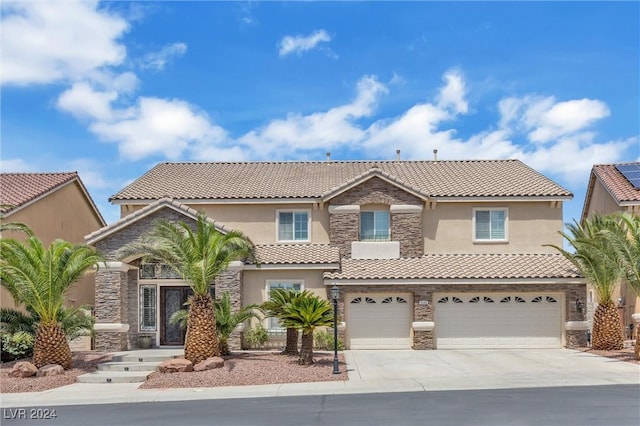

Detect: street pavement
[1, 349, 639, 408]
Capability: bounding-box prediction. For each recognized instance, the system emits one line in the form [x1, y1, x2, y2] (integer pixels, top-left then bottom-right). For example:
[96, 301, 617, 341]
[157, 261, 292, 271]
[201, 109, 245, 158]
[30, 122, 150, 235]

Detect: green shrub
[1, 331, 34, 360]
[244, 324, 269, 349]
[313, 329, 344, 350]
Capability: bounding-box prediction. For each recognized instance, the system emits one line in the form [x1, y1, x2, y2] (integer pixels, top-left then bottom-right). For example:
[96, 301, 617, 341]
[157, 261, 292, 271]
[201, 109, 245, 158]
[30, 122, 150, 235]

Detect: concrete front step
[98, 362, 160, 372]
[76, 370, 156, 384]
[111, 354, 182, 363]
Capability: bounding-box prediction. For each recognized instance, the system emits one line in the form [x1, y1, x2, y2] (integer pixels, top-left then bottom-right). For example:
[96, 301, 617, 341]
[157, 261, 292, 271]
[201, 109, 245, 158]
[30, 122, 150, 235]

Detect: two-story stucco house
[581, 162, 640, 338]
[1, 172, 106, 310]
[85, 159, 587, 352]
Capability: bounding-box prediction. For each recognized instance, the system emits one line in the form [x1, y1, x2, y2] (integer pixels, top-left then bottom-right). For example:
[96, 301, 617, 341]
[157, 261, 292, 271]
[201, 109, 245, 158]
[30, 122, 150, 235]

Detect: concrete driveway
[345, 349, 640, 391]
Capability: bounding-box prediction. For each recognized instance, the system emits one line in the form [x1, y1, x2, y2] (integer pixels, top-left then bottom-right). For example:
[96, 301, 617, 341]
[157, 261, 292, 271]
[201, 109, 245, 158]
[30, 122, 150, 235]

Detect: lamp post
[330, 284, 340, 374]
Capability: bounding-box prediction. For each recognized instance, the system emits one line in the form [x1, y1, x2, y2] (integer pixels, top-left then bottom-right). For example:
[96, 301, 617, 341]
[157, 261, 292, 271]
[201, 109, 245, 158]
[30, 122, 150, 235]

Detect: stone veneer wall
[335, 283, 587, 349]
[94, 269, 130, 351]
[329, 177, 423, 258]
[215, 269, 244, 351]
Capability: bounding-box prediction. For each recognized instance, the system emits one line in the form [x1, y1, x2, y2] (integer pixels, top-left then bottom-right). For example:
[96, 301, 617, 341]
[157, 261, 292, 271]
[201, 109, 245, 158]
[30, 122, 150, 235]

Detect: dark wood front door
[160, 287, 190, 345]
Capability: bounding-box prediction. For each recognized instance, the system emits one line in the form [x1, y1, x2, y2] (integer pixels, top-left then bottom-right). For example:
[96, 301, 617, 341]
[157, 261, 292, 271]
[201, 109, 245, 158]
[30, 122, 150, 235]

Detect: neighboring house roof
[581, 162, 640, 221]
[253, 244, 341, 266]
[85, 198, 229, 245]
[324, 254, 581, 281]
[0, 172, 106, 225]
[110, 160, 572, 203]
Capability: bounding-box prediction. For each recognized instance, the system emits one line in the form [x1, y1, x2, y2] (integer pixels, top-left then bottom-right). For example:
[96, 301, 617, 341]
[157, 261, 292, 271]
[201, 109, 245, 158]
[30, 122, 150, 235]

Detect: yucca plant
[547, 214, 625, 350]
[0, 236, 101, 368]
[280, 293, 334, 365]
[117, 213, 255, 364]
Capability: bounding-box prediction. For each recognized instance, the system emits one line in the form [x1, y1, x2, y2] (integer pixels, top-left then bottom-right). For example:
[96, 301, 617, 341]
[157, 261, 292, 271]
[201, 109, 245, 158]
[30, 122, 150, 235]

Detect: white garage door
[347, 294, 412, 349]
[435, 293, 562, 349]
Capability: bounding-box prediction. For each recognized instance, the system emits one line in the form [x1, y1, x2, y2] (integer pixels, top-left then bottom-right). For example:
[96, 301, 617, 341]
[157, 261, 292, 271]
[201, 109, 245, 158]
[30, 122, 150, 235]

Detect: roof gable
[85, 198, 228, 245]
[0, 172, 105, 226]
[581, 162, 640, 221]
[110, 160, 572, 203]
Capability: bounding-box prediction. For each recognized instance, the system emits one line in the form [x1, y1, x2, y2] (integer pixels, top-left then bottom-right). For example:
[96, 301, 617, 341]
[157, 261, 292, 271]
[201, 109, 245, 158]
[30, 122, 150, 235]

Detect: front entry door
[160, 287, 191, 345]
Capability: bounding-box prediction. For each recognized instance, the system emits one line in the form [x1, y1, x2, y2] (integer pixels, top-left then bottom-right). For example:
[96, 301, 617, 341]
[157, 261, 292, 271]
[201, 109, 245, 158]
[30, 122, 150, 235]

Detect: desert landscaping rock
[194, 357, 224, 371]
[9, 361, 38, 378]
[37, 364, 65, 377]
[158, 358, 193, 373]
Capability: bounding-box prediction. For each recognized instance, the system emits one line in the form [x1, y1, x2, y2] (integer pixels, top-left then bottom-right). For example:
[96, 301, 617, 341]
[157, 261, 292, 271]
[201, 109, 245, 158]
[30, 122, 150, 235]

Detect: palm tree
[170, 291, 261, 356]
[280, 293, 334, 365]
[117, 213, 255, 364]
[605, 213, 640, 358]
[547, 214, 625, 350]
[0, 221, 33, 236]
[0, 237, 101, 368]
[261, 288, 314, 355]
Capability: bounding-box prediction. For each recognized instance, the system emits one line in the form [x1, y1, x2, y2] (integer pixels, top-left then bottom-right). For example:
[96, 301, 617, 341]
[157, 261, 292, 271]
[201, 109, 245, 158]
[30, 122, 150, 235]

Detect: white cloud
[278, 29, 332, 57]
[140, 42, 187, 71]
[498, 96, 610, 143]
[238, 75, 387, 157]
[1, 0, 128, 86]
[436, 69, 468, 114]
[89, 97, 229, 161]
[57, 83, 118, 121]
[0, 158, 35, 172]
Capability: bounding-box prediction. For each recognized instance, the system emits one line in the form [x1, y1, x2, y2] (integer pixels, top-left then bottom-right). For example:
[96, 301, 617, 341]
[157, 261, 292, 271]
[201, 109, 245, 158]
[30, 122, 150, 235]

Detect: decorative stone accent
[391, 212, 423, 257]
[158, 358, 193, 373]
[329, 212, 358, 257]
[412, 321, 435, 331]
[10, 362, 38, 378]
[331, 177, 423, 206]
[194, 357, 225, 371]
[413, 330, 434, 350]
[566, 330, 588, 348]
[216, 269, 244, 351]
[37, 364, 65, 377]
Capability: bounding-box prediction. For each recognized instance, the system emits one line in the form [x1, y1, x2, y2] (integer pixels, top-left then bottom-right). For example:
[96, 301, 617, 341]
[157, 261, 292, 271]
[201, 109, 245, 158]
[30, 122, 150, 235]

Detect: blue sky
[1, 1, 638, 226]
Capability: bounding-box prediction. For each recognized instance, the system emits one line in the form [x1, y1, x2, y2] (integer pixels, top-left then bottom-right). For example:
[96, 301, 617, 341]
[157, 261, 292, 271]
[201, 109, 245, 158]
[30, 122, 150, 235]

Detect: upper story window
[473, 208, 508, 242]
[277, 210, 310, 242]
[360, 210, 390, 241]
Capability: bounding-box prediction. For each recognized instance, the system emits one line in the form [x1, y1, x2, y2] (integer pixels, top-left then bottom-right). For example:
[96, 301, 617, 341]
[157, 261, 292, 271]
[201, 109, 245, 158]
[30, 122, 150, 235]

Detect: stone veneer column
[564, 285, 588, 348]
[328, 205, 360, 257]
[411, 289, 433, 349]
[215, 261, 244, 351]
[390, 205, 423, 258]
[94, 262, 135, 352]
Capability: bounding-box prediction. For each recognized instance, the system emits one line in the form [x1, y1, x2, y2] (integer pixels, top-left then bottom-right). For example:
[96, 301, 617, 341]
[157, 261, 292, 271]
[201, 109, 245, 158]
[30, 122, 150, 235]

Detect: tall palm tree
[170, 291, 262, 356]
[117, 213, 255, 364]
[280, 293, 334, 365]
[547, 214, 625, 350]
[261, 288, 314, 355]
[605, 213, 640, 358]
[0, 237, 101, 368]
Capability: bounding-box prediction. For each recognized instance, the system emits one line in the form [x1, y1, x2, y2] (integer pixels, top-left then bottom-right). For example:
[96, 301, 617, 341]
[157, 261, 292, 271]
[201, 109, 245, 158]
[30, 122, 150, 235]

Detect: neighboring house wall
[1, 181, 104, 310]
[584, 178, 639, 335]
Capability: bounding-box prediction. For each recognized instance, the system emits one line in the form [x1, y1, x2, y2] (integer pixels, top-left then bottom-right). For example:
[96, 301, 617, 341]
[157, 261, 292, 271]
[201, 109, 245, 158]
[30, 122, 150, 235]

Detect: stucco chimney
[433, 149, 438, 161]
[396, 149, 401, 161]
[326, 152, 331, 162]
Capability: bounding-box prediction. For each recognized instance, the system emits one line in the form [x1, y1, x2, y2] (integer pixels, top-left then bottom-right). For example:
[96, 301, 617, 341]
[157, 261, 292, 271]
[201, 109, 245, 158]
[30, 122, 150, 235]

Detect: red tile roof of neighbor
[592, 163, 640, 203]
[0, 172, 78, 214]
[109, 160, 573, 202]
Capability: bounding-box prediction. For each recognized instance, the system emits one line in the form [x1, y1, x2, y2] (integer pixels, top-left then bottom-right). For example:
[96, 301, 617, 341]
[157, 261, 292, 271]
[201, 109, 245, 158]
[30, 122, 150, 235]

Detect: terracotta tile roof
[254, 244, 340, 265]
[592, 163, 640, 203]
[0, 172, 78, 214]
[323, 254, 581, 280]
[110, 160, 572, 202]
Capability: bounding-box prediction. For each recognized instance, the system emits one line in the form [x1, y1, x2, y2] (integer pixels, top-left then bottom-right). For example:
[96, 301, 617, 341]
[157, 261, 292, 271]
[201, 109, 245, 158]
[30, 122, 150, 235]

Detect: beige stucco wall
[587, 179, 624, 216]
[1, 181, 104, 310]
[243, 269, 327, 328]
[423, 201, 564, 254]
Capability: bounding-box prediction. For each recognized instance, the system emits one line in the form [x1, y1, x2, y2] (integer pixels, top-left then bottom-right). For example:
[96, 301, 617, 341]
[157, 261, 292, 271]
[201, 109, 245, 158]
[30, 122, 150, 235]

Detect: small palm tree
[117, 213, 255, 364]
[0, 237, 101, 368]
[169, 291, 262, 356]
[280, 293, 334, 365]
[261, 288, 314, 355]
[547, 214, 625, 350]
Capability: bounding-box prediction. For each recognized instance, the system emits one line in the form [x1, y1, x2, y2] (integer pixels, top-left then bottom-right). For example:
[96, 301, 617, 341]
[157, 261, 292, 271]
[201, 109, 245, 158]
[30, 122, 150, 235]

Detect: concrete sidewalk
[1, 349, 639, 407]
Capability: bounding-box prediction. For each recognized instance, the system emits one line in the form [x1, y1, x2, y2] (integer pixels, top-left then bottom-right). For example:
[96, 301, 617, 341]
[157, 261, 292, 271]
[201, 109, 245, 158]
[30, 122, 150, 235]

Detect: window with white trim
[277, 210, 310, 242]
[139, 285, 157, 332]
[473, 208, 508, 241]
[360, 210, 390, 241]
[266, 281, 303, 331]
